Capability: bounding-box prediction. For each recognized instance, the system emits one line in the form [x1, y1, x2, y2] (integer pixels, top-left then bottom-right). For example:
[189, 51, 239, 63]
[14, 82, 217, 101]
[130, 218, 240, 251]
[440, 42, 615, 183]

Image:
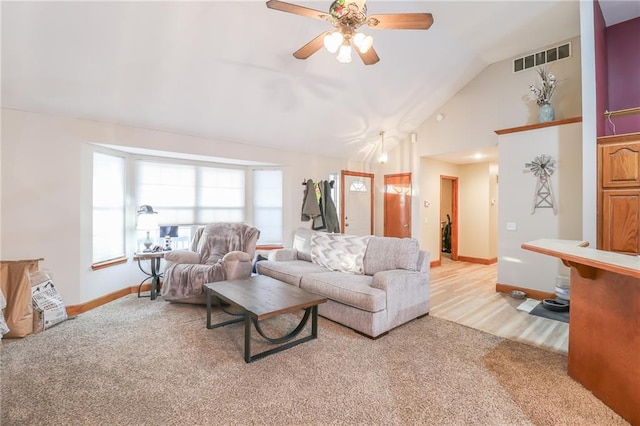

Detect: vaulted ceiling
[1, 1, 635, 163]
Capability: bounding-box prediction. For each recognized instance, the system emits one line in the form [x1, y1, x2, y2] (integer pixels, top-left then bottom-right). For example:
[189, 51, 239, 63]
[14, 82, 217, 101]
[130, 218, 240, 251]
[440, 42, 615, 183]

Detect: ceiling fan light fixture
[336, 43, 352, 63]
[266, 0, 433, 65]
[353, 32, 373, 54]
[323, 31, 343, 53]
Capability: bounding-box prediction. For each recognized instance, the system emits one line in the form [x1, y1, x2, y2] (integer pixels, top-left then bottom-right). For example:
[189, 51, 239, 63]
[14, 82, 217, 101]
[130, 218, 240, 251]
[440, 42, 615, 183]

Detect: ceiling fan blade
[293, 31, 330, 60]
[266, 0, 330, 21]
[356, 46, 380, 66]
[366, 13, 434, 30]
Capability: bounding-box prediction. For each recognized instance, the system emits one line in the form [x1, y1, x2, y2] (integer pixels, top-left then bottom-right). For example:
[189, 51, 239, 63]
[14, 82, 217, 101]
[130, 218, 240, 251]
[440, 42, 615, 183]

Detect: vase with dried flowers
[529, 66, 557, 123]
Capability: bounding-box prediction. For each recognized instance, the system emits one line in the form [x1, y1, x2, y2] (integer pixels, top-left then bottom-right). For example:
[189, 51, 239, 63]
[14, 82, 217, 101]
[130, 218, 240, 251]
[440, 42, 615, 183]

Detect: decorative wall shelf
[494, 116, 582, 135]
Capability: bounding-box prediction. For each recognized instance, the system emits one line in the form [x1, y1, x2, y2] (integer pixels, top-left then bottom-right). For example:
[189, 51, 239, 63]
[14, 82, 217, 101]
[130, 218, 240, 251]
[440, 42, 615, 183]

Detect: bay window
[92, 148, 282, 267]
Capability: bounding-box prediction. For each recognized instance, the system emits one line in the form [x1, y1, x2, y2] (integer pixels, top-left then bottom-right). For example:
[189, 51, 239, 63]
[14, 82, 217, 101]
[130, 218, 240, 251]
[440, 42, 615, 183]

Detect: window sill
[92, 257, 127, 271]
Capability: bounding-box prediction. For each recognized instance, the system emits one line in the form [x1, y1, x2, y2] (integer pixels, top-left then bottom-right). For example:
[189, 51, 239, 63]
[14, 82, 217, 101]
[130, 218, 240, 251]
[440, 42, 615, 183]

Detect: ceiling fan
[265, 0, 433, 65]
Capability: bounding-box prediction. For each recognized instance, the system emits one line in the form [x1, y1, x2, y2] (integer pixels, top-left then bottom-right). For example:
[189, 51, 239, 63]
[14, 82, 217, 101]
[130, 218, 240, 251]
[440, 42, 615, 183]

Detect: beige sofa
[256, 228, 430, 338]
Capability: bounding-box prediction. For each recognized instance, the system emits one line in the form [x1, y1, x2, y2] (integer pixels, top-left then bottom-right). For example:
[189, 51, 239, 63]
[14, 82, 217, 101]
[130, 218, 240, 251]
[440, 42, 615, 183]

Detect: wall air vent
[513, 42, 571, 73]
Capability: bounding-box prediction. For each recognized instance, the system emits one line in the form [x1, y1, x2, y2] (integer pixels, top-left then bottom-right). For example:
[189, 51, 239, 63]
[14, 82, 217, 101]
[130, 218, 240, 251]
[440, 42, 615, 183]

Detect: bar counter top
[521, 238, 640, 279]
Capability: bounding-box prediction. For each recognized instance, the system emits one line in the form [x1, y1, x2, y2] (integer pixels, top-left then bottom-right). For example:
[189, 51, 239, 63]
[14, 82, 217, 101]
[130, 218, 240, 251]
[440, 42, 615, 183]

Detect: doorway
[440, 175, 458, 261]
[341, 170, 374, 235]
[384, 173, 411, 238]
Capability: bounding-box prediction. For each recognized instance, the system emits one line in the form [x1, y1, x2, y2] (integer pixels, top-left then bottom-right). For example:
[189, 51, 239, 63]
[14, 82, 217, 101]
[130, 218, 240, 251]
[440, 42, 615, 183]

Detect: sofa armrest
[222, 251, 253, 280]
[417, 250, 430, 273]
[371, 269, 430, 329]
[268, 248, 298, 261]
[371, 270, 415, 291]
[163, 250, 201, 273]
[164, 250, 201, 264]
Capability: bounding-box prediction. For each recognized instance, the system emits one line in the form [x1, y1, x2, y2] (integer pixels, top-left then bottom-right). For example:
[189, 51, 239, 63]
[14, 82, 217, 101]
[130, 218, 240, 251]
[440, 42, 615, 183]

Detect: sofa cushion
[363, 237, 420, 275]
[256, 260, 328, 287]
[300, 272, 385, 313]
[292, 227, 314, 261]
[310, 233, 371, 274]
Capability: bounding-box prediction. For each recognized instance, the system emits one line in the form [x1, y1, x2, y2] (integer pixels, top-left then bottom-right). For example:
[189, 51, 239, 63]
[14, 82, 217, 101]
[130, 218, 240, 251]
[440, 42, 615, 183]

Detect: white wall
[414, 35, 583, 160]
[459, 162, 494, 260]
[408, 35, 583, 265]
[1, 108, 349, 305]
[489, 163, 499, 258]
[497, 122, 583, 293]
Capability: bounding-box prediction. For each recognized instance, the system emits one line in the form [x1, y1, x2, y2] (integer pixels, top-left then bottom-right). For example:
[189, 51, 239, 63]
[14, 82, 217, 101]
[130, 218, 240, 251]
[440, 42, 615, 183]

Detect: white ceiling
[1, 1, 636, 164]
[599, 0, 640, 26]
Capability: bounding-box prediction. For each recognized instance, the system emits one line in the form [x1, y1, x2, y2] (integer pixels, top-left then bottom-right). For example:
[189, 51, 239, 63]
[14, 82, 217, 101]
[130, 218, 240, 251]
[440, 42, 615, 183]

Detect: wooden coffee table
[205, 275, 327, 363]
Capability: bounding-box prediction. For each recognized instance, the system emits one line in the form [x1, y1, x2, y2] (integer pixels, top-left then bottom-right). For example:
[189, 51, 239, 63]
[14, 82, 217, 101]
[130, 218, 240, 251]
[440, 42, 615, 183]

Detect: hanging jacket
[322, 180, 340, 233]
[301, 179, 321, 221]
[313, 181, 326, 230]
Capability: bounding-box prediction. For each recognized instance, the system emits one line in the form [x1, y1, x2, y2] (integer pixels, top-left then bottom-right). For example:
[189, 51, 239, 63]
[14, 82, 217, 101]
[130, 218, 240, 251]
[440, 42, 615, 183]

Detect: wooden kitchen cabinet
[598, 132, 640, 253]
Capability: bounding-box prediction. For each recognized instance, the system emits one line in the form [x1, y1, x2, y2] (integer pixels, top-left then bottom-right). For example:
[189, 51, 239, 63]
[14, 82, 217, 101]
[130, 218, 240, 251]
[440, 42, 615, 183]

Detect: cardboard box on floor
[30, 270, 68, 333]
[0, 259, 39, 338]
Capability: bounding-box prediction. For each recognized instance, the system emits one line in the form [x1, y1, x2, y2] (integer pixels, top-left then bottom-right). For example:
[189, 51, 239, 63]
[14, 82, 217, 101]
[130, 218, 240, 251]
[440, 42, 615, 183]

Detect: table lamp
[137, 205, 159, 252]
[159, 225, 179, 250]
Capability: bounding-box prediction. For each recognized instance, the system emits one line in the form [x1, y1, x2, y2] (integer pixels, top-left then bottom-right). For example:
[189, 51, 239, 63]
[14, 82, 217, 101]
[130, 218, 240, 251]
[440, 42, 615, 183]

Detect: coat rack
[302, 179, 334, 188]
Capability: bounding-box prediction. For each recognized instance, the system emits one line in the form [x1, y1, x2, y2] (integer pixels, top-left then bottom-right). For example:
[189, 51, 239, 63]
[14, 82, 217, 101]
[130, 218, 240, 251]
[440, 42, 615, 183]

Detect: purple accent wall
[606, 17, 640, 135]
[594, 0, 608, 136]
[607, 17, 640, 110]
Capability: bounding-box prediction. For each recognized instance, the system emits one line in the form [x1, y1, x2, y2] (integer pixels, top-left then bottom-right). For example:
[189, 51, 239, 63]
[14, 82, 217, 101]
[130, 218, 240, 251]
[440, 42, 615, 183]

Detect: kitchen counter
[522, 239, 639, 425]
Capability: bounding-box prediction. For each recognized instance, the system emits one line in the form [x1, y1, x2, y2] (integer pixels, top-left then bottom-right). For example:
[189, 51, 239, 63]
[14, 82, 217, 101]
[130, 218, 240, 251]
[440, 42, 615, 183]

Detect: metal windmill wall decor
[525, 154, 557, 214]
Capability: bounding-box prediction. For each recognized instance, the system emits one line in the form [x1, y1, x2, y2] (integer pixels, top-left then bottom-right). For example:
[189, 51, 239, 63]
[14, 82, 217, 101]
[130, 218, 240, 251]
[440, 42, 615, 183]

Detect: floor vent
[513, 42, 571, 73]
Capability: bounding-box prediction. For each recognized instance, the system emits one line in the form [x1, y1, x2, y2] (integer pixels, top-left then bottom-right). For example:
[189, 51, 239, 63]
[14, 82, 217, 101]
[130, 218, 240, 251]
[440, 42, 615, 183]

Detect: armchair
[161, 222, 260, 304]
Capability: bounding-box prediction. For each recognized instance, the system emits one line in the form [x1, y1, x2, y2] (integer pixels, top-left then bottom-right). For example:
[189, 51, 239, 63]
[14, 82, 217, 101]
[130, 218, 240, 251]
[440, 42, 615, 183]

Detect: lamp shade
[324, 31, 343, 53]
[353, 32, 373, 54]
[336, 43, 352, 63]
[137, 205, 157, 215]
[137, 212, 159, 231]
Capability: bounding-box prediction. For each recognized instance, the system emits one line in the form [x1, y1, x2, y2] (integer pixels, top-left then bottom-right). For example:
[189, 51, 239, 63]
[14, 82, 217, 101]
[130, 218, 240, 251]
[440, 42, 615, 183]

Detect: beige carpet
[1, 295, 628, 425]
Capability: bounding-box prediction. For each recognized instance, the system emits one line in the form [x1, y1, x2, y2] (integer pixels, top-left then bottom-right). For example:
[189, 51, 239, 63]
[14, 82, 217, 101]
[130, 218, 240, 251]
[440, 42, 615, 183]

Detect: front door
[341, 170, 373, 235]
[384, 173, 411, 238]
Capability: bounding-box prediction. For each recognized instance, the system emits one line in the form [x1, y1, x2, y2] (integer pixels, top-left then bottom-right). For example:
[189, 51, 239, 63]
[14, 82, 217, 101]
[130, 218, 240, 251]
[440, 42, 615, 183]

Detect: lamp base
[143, 231, 153, 252]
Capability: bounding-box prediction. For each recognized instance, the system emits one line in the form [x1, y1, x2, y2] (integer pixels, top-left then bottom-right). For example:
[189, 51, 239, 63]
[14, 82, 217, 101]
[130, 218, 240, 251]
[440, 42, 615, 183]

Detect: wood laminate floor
[430, 257, 569, 354]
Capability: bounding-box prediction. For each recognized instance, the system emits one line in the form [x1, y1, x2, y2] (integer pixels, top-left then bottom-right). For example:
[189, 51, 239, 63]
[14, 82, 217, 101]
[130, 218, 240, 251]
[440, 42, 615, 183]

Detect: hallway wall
[459, 162, 497, 262]
[420, 158, 498, 264]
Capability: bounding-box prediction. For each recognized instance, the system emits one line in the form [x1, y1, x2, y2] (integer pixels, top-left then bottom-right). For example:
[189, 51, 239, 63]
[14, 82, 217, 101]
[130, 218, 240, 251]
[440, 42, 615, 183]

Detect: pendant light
[377, 131, 388, 164]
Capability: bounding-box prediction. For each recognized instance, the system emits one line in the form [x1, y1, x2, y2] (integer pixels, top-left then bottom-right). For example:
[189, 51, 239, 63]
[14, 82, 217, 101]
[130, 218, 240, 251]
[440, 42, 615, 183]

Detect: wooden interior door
[384, 173, 411, 237]
[341, 170, 374, 235]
